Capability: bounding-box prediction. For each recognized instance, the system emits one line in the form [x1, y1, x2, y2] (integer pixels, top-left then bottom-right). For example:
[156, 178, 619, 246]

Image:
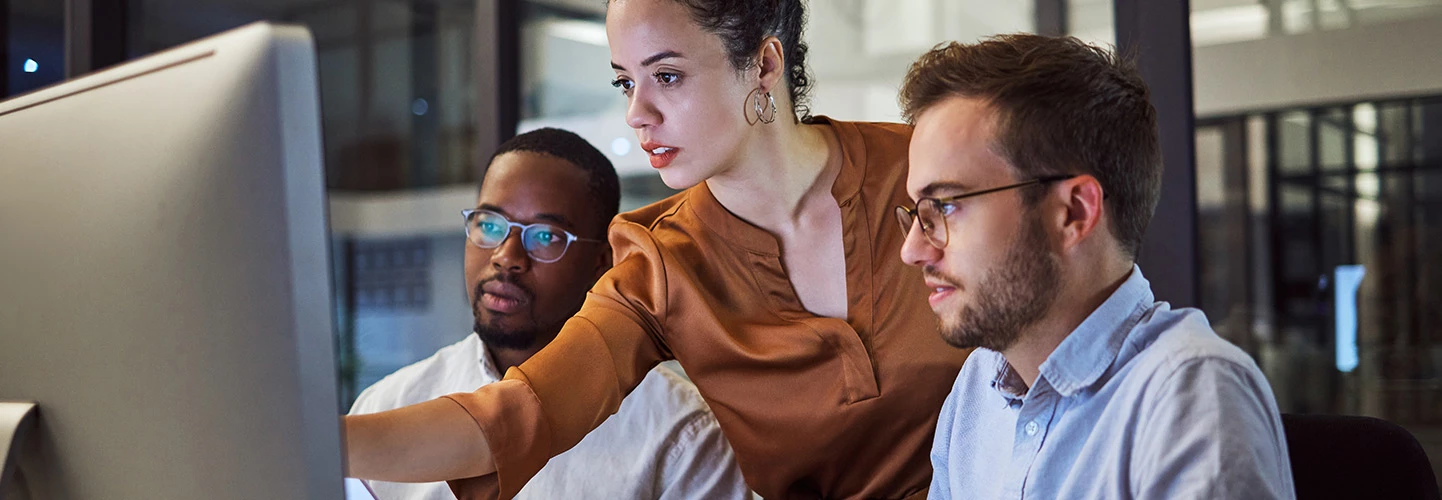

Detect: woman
[346, 1, 967, 498]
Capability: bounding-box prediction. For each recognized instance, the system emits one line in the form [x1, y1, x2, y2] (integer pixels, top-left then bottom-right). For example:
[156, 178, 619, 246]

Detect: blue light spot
[411, 98, 429, 116]
[1334, 265, 1366, 373]
[23, 59, 39, 73]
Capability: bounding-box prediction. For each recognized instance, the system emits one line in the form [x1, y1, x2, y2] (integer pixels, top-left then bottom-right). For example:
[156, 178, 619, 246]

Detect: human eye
[653, 71, 681, 87]
[479, 220, 505, 237]
[611, 77, 635, 96]
[938, 202, 959, 217]
[531, 228, 560, 247]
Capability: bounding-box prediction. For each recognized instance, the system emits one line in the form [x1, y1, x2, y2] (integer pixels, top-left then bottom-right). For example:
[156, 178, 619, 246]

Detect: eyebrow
[610, 50, 685, 71]
[478, 204, 575, 228]
[919, 182, 972, 198]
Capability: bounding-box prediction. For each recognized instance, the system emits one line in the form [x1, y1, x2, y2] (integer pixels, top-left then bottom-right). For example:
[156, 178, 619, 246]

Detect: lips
[478, 279, 532, 315]
[923, 274, 960, 309]
[640, 141, 680, 169]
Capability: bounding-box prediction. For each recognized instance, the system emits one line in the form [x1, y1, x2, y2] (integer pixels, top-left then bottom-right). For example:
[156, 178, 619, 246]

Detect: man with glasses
[347, 128, 748, 500]
[896, 36, 1295, 498]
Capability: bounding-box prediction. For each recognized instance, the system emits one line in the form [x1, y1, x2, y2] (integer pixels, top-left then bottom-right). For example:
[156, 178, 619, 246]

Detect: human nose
[489, 227, 532, 273]
[625, 88, 662, 129]
[900, 217, 942, 268]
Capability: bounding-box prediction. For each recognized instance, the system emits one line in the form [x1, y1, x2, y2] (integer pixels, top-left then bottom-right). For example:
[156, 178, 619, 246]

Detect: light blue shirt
[930, 266, 1295, 499]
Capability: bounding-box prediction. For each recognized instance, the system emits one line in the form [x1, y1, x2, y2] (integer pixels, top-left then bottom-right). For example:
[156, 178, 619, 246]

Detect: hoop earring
[752, 90, 778, 124]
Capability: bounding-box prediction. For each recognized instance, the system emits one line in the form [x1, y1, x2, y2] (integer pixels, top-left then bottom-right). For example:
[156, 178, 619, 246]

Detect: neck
[484, 345, 538, 374]
[1003, 258, 1134, 389]
[706, 119, 839, 230]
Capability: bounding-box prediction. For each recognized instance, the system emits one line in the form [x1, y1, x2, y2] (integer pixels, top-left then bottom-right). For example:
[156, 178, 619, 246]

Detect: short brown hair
[899, 34, 1162, 259]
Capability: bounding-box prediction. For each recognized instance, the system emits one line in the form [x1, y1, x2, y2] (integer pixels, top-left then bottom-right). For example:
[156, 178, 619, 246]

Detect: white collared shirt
[347, 333, 750, 500]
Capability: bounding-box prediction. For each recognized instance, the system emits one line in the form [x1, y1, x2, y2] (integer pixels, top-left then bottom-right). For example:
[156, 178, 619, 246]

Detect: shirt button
[1025, 421, 1040, 436]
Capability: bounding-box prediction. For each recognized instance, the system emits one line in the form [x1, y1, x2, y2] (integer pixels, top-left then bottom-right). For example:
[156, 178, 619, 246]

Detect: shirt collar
[683, 116, 859, 257]
[1034, 265, 1153, 398]
[987, 350, 1028, 402]
[471, 332, 505, 381]
[814, 117, 864, 206]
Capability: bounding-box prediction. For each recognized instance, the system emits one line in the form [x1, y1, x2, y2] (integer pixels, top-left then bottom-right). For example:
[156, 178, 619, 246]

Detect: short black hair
[486, 128, 621, 236]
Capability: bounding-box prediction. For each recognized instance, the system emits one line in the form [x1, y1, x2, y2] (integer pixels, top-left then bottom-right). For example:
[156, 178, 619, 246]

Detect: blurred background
[5, 0, 1439, 483]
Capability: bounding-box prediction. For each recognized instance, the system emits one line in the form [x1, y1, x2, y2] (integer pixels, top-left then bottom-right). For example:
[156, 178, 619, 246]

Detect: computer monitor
[0, 22, 343, 499]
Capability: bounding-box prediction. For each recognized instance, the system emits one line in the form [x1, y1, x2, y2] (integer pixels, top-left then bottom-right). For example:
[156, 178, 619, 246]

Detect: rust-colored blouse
[443, 118, 969, 500]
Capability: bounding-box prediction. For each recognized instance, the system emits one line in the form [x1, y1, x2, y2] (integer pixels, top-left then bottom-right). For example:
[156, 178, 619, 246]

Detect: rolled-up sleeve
[444, 221, 674, 500]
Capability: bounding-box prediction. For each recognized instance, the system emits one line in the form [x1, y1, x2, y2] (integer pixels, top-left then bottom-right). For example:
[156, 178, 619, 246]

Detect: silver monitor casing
[0, 22, 343, 499]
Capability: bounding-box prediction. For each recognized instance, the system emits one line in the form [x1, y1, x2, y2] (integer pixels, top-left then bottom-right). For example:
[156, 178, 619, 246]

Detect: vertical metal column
[1305, 109, 1331, 371]
[1417, 100, 1442, 357]
[410, 2, 439, 188]
[1115, 0, 1200, 307]
[1225, 118, 1255, 354]
[1036, 0, 1067, 37]
[1307, 109, 1322, 315]
[472, 0, 521, 180]
[358, 0, 373, 126]
[1402, 102, 1421, 349]
[1265, 0, 1285, 36]
[1, 0, 9, 96]
[1343, 108, 1356, 265]
[64, 0, 91, 77]
[91, 0, 126, 70]
[1265, 113, 1284, 348]
[64, 0, 128, 78]
[495, 0, 521, 146]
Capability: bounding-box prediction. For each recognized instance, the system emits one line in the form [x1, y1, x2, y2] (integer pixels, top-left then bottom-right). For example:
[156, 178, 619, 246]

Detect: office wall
[806, 0, 1033, 123]
[1194, 14, 1442, 117]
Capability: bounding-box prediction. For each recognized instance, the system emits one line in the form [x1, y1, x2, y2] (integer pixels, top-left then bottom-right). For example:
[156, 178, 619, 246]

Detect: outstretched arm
[344, 397, 496, 482]
[345, 220, 674, 497]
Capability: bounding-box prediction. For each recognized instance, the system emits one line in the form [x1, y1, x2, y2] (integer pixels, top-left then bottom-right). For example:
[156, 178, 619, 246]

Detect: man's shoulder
[1132, 306, 1257, 372]
[1116, 306, 1268, 397]
[349, 335, 486, 415]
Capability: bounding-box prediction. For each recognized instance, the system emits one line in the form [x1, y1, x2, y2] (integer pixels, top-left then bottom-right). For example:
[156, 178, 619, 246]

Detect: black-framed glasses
[462, 209, 605, 263]
[896, 175, 1077, 249]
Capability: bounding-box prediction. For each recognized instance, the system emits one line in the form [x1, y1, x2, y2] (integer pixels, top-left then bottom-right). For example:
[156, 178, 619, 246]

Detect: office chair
[1282, 413, 1441, 499]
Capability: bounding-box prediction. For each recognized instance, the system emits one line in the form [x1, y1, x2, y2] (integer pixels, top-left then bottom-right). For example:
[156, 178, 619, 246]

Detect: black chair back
[1282, 413, 1440, 500]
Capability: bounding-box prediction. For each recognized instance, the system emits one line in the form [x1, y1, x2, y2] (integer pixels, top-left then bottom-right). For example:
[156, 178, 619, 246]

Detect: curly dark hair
[488, 128, 620, 235]
[610, 0, 813, 121]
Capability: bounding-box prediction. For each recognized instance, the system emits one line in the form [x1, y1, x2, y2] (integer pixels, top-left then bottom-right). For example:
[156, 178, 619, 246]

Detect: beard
[933, 211, 1062, 352]
[471, 275, 540, 351]
[473, 316, 539, 351]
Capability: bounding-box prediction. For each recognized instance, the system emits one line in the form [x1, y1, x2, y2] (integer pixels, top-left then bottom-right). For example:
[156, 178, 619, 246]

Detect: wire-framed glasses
[895, 175, 1077, 248]
[462, 208, 604, 263]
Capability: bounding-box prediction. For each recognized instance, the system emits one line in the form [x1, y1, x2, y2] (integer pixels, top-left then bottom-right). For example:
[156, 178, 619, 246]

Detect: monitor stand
[0, 402, 37, 500]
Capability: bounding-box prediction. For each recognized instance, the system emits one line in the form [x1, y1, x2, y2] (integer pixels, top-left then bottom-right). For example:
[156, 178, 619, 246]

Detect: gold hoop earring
[753, 90, 778, 124]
